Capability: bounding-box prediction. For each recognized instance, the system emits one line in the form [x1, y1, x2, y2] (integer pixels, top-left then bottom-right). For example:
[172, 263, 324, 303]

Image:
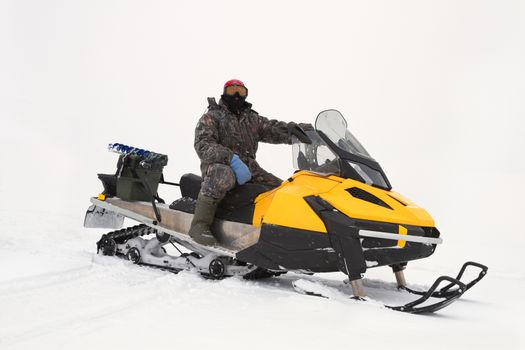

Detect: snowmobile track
[0, 265, 94, 298]
[0, 289, 163, 348]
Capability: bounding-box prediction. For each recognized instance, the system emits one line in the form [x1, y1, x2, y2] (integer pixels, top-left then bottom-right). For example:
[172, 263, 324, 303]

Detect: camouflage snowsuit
[195, 98, 293, 199]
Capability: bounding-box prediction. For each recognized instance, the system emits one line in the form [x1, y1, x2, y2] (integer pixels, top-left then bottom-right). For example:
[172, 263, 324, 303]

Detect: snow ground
[0, 210, 523, 350]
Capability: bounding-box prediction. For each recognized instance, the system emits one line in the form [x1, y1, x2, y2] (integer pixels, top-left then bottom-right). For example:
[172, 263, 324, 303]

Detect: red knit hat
[224, 79, 245, 88]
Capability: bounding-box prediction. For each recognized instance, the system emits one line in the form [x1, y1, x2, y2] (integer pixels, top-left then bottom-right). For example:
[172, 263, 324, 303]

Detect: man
[188, 79, 311, 246]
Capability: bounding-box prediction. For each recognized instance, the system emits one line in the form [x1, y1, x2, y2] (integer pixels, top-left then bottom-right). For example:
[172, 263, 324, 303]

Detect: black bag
[115, 153, 168, 201]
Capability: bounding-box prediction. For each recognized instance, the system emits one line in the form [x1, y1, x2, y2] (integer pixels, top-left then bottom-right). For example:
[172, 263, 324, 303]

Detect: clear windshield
[315, 110, 371, 158]
[292, 110, 390, 189]
[292, 130, 341, 176]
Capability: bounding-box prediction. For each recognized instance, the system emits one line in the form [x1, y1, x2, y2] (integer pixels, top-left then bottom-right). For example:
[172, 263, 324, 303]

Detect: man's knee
[252, 171, 282, 187]
[200, 163, 236, 199]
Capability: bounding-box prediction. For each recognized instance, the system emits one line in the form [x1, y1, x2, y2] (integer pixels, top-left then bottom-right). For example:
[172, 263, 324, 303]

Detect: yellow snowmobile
[84, 109, 487, 314]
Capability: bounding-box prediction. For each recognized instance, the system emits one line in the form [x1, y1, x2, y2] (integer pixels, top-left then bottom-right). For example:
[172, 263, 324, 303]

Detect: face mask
[222, 93, 246, 114]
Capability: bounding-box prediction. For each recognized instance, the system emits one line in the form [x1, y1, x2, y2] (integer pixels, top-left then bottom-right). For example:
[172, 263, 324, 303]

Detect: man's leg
[189, 164, 236, 246]
[251, 170, 283, 188]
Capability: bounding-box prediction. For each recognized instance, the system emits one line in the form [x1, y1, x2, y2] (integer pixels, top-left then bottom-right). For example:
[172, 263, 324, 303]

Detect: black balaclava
[222, 92, 247, 115]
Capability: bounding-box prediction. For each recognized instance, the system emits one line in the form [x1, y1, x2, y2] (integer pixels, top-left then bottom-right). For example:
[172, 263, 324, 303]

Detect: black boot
[188, 193, 220, 246]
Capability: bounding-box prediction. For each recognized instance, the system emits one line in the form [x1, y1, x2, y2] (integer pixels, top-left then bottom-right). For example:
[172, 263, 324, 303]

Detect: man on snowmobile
[189, 79, 311, 246]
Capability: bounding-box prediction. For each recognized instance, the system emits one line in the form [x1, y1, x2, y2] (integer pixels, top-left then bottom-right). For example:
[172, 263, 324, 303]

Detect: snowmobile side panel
[236, 224, 339, 272]
[254, 172, 341, 232]
[304, 196, 367, 279]
[304, 196, 438, 270]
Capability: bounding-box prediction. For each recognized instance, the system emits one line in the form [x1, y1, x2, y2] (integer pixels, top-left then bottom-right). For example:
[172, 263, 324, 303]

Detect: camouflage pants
[200, 163, 283, 200]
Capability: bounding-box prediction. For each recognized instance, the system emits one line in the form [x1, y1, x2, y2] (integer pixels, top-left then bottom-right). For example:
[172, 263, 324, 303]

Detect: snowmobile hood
[319, 178, 435, 228]
[254, 171, 434, 233]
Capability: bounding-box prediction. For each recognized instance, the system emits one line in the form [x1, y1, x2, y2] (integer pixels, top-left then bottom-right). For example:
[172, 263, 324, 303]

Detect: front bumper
[304, 196, 440, 279]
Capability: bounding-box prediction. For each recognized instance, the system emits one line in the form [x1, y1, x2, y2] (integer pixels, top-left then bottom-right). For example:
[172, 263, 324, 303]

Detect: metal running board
[91, 198, 252, 258]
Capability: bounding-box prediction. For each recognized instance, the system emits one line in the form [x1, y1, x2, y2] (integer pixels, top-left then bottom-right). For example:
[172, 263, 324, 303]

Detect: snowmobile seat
[179, 173, 203, 200]
[171, 173, 276, 224]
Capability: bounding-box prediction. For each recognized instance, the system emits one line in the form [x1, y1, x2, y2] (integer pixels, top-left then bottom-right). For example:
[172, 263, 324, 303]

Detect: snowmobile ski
[293, 275, 468, 314]
[385, 275, 466, 314]
[399, 261, 488, 298]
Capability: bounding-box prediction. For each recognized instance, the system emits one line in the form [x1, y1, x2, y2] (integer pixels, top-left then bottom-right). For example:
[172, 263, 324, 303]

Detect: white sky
[1, 0, 524, 273]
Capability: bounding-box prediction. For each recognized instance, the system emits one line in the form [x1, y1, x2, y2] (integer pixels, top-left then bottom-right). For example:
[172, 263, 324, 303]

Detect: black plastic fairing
[304, 196, 367, 279]
[235, 194, 438, 274]
[236, 224, 339, 272]
[304, 196, 438, 273]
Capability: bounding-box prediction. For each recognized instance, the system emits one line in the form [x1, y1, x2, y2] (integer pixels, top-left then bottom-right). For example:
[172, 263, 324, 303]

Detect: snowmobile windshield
[292, 130, 342, 176]
[315, 110, 371, 159]
[313, 110, 391, 189]
[292, 109, 392, 190]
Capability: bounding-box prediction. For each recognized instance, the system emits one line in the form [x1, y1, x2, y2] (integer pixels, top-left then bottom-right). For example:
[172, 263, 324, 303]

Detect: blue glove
[230, 154, 252, 185]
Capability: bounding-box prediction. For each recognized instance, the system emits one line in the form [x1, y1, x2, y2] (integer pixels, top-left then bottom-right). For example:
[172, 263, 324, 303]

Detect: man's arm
[256, 114, 292, 145]
[256, 114, 314, 145]
[194, 114, 234, 164]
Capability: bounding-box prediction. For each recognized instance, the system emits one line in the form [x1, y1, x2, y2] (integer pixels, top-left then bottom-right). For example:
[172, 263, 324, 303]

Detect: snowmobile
[84, 109, 487, 314]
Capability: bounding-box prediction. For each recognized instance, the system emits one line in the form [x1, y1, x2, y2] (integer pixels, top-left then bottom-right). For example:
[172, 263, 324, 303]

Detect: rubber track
[97, 224, 157, 252]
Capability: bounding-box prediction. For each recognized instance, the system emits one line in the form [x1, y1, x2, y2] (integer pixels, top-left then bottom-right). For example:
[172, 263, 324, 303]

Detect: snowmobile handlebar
[288, 122, 313, 144]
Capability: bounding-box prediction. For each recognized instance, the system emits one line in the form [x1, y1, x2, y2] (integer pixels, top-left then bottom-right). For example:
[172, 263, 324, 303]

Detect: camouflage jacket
[194, 98, 293, 180]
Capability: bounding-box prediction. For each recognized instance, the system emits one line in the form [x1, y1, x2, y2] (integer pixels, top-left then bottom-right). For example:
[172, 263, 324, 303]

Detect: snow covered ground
[0, 210, 523, 350]
[1, 0, 524, 349]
